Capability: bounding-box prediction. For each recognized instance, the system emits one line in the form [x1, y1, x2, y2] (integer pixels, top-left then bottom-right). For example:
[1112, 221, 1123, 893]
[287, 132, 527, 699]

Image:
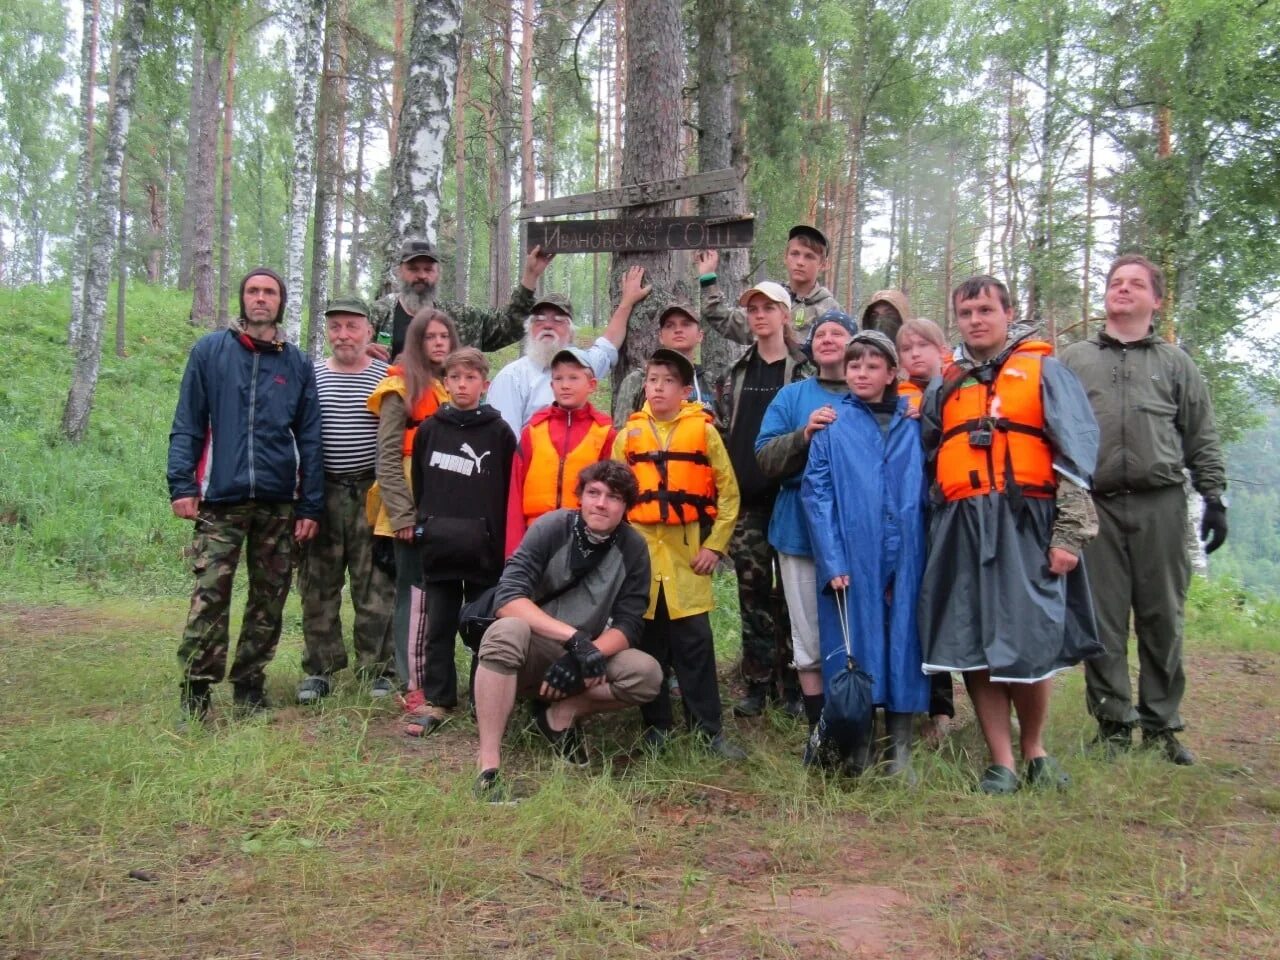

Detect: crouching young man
[472, 460, 662, 801]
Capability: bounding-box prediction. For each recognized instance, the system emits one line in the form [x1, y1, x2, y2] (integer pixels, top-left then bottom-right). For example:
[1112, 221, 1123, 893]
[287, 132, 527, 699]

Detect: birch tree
[385, 0, 462, 280]
[69, 0, 101, 348]
[62, 0, 152, 443]
[283, 0, 327, 344]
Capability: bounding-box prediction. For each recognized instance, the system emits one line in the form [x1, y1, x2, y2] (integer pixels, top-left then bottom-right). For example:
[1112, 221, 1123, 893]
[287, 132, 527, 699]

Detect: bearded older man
[488, 266, 649, 437]
[369, 239, 555, 362]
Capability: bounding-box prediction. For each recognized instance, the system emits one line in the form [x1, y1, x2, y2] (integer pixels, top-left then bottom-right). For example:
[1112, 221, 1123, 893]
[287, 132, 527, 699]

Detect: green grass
[1, 590, 1278, 959]
[4, 285, 1280, 958]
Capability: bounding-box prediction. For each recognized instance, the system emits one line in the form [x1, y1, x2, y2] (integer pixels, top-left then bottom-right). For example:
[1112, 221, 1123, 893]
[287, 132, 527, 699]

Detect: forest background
[2, 0, 1279, 596]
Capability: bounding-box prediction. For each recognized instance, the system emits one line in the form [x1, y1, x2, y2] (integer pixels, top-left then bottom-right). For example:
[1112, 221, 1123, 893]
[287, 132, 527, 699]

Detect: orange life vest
[522, 408, 615, 520]
[936, 342, 1057, 502]
[366, 366, 446, 456]
[898, 378, 925, 414]
[623, 404, 718, 525]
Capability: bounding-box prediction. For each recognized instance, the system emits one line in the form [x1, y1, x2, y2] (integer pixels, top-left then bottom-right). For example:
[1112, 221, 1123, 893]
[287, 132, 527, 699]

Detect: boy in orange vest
[613, 349, 745, 759]
[918, 276, 1101, 794]
[506, 347, 618, 556]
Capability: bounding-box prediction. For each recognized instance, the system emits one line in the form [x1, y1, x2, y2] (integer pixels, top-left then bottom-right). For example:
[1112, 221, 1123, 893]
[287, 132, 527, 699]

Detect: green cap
[324, 295, 370, 318]
[531, 292, 574, 318]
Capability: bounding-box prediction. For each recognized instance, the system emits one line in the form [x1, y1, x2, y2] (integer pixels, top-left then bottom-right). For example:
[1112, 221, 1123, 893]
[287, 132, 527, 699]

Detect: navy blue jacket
[167, 328, 324, 519]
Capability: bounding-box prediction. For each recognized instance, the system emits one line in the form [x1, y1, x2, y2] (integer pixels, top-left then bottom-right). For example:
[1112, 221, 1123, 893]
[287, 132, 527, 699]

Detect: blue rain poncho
[802, 393, 931, 713]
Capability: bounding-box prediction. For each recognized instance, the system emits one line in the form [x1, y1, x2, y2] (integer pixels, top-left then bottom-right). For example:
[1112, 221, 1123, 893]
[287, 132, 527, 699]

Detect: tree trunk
[612, 0, 681, 382]
[613, 0, 625, 187]
[453, 40, 469, 305]
[308, 7, 341, 358]
[116, 153, 127, 358]
[63, 0, 151, 442]
[146, 174, 164, 283]
[495, 5, 514, 299]
[330, 0, 349, 296]
[385, 0, 462, 285]
[388, 0, 405, 159]
[348, 80, 367, 292]
[178, 29, 203, 291]
[69, 0, 101, 348]
[1081, 107, 1096, 331]
[519, 0, 536, 228]
[1028, 8, 1062, 333]
[190, 42, 221, 328]
[216, 28, 237, 328]
[693, 0, 744, 374]
[283, 0, 328, 344]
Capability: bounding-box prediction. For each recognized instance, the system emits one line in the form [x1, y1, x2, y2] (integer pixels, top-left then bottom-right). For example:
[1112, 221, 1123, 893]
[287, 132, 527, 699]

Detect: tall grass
[0, 286, 202, 599]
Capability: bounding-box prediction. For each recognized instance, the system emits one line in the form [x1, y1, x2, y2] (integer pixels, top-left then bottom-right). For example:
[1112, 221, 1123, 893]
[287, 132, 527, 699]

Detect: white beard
[524, 331, 565, 370]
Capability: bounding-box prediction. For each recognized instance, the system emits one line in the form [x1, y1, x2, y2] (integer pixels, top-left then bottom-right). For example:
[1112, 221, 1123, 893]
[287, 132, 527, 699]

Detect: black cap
[648, 348, 695, 386]
[788, 224, 829, 253]
[398, 238, 440, 264]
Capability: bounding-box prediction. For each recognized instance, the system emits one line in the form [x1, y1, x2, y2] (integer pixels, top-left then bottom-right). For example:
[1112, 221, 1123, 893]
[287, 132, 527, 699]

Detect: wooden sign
[518, 168, 740, 219]
[526, 215, 755, 254]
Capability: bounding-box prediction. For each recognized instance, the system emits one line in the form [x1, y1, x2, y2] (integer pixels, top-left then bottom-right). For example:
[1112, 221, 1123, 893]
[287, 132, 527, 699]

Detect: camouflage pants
[298, 473, 394, 678]
[729, 507, 796, 691]
[177, 501, 295, 686]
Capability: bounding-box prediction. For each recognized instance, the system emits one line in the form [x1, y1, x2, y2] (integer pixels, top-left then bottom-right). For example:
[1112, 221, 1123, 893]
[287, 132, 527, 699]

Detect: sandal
[977, 764, 1019, 796]
[397, 690, 451, 738]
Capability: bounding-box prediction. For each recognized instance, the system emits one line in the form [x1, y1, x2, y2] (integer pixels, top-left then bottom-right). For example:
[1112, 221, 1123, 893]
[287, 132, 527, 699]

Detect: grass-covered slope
[0, 285, 204, 598]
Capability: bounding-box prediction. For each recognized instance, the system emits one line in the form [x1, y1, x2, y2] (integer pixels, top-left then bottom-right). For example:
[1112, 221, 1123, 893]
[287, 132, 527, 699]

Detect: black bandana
[570, 512, 618, 576]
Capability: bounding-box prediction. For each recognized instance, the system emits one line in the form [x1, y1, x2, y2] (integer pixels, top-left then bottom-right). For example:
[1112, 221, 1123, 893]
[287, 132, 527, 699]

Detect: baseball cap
[648, 348, 696, 386]
[788, 224, 829, 251]
[324, 294, 370, 318]
[658, 301, 700, 327]
[398, 238, 440, 263]
[531, 292, 574, 317]
[737, 280, 791, 309]
[551, 346, 594, 371]
[849, 329, 898, 366]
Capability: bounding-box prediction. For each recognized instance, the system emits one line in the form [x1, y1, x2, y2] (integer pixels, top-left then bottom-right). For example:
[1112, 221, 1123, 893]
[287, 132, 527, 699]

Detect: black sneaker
[732, 683, 771, 718]
[641, 726, 673, 755]
[1091, 719, 1133, 756]
[778, 690, 805, 720]
[1142, 729, 1195, 766]
[232, 683, 269, 715]
[296, 675, 332, 705]
[473, 768, 516, 804]
[180, 680, 212, 725]
[532, 703, 590, 767]
[700, 732, 748, 761]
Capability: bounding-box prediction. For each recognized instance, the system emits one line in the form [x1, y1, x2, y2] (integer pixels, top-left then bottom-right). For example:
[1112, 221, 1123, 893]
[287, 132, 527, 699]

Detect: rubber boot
[884, 711, 917, 785]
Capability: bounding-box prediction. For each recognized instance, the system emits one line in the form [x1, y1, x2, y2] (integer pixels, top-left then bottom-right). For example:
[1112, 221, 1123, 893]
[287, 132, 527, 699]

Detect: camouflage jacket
[701, 281, 843, 346]
[369, 285, 537, 358]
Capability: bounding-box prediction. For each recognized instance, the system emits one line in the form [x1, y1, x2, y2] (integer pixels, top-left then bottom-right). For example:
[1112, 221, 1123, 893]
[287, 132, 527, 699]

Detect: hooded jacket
[859, 289, 912, 343]
[168, 308, 324, 519]
[410, 402, 517, 582]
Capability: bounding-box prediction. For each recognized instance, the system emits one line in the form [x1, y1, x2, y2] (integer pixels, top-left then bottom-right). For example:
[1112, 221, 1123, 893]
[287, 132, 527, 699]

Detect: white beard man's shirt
[487, 336, 619, 436]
